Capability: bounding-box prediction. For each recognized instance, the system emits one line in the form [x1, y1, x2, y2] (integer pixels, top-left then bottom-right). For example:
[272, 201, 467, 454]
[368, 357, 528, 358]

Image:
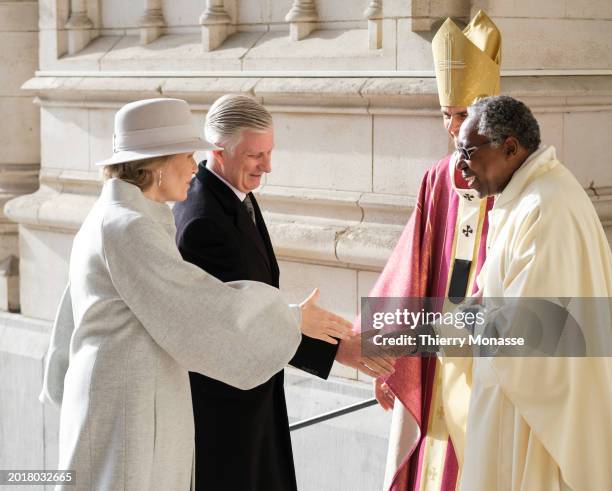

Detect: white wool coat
[40, 178, 301, 490]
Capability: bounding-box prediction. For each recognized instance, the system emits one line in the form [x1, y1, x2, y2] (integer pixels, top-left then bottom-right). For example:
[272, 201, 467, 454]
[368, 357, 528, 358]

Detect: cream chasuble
[460, 146, 612, 491]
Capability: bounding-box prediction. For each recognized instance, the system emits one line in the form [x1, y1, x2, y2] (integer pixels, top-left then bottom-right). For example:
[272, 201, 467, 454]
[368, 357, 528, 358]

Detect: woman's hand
[299, 288, 354, 344]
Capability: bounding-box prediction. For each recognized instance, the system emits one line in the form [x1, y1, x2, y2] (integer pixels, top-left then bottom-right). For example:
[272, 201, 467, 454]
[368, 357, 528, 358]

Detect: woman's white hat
[96, 98, 217, 166]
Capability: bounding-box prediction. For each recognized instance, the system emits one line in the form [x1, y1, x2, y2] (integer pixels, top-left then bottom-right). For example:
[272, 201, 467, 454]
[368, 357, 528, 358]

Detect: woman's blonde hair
[103, 156, 168, 190]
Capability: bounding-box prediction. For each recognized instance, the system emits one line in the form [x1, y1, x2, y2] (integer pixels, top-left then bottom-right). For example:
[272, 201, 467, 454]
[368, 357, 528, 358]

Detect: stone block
[373, 114, 449, 196]
[18, 226, 73, 321]
[564, 110, 612, 188]
[471, 0, 562, 18]
[237, 0, 265, 24]
[101, 0, 142, 28]
[358, 270, 381, 303]
[566, 0, 612, 19]
[52, 34, 118, 71]
[202, 23, 230, 51]
[289, 21, 316, 41]
[396, 18, 437, 71]
[496, 18, 612, 70]
[268, 0, 299, 24]
[243, 26, 396, 71]
[0, 97, 40, 165]
[38, 28, 68, 70]
[532, 111, 565, 163]
[267, 112, 372, 192]
[67, 27, 93, 55]
[0, 316, 51, 470]
[278, 260, 357, 319]
[0, 256, 19, 312]
[0, 1, 38, 31]
[87, 108, 115, 170]
[41, 107, 90, 171]
[99, 33, 257, 71]
[38, 0, 70, 30]
[0, 32, 38, 96]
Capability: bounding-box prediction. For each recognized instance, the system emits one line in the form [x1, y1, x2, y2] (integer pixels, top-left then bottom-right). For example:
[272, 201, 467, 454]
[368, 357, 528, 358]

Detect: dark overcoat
[173, 164, 338, 491]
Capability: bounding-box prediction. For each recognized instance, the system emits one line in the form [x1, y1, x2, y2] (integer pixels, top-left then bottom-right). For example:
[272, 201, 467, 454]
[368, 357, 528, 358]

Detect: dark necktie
[243, 194, 256, 225]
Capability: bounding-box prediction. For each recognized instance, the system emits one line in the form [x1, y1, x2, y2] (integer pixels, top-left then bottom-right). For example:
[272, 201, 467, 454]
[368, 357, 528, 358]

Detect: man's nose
[261, 154, 272, 173]
[449, 117, 462, 136]
[455, 154, 467, 171]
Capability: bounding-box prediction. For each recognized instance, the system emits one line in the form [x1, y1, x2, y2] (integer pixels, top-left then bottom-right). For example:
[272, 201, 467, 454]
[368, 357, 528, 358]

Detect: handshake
[298, 288, 396, 379]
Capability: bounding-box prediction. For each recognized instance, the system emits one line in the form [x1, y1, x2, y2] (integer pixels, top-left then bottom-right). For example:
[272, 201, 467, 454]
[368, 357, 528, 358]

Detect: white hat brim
[95, 138, 219, 166]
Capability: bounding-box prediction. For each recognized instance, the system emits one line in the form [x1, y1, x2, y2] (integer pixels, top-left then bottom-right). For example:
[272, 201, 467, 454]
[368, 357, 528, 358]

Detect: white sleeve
[39, 284, 74, 407]
[102, 214, 301, 390]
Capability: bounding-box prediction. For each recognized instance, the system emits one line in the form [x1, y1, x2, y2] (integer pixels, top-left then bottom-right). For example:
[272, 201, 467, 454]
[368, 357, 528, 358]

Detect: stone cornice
[21, 75, 612, 114]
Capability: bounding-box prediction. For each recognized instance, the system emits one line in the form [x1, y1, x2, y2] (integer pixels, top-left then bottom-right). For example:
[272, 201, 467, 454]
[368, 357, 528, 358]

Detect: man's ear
[211, 149, 224, 164]
[504, 137, 519, 159]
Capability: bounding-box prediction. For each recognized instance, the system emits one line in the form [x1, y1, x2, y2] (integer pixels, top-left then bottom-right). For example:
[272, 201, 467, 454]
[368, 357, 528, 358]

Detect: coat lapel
[197, 165, 272, 274]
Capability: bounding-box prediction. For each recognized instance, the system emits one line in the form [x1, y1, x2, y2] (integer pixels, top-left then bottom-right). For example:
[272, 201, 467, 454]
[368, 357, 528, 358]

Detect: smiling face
[455, 117, 525, 198]
[441, 106, 468, 145]
[211, 128, 274, 193]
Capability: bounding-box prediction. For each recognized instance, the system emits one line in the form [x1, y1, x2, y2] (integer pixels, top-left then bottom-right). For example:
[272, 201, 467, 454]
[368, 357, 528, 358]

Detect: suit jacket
[173, 164, 338, 491]
[40, 178, 301, 491]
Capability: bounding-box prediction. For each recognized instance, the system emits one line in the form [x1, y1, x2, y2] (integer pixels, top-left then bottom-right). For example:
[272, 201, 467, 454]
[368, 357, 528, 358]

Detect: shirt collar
[205, 161, 247, 202]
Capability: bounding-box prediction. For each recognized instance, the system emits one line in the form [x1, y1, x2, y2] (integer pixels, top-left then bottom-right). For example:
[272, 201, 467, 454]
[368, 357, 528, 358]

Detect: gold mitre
[432, 10, 502, 107]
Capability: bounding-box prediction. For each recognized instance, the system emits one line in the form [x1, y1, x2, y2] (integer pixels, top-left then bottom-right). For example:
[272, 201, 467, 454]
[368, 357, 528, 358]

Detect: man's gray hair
[205, 94, 273, 155]
[468, 95, 541, 153]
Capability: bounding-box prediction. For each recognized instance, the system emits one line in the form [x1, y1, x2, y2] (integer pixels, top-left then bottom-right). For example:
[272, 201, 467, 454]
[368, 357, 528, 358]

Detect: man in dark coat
[173, 94, 394, 490]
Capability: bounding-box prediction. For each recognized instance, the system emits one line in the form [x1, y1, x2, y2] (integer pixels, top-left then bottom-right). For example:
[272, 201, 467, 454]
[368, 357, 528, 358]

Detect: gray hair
[468, 95, 541, 153]
[205, 94, 273, 155]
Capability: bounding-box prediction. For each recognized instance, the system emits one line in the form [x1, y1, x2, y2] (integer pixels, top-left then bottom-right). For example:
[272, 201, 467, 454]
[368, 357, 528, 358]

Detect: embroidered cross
[427, 467, 439, 481]
[462, 225, 473, 237]
[438, 33, 466, 96]
[463, 193, 474, 201]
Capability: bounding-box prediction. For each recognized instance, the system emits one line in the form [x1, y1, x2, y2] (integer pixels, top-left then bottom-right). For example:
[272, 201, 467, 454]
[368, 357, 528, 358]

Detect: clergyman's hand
[299, 288, 354, 345]
[335, 332, 396, 378]
[374, 378, 395, 411]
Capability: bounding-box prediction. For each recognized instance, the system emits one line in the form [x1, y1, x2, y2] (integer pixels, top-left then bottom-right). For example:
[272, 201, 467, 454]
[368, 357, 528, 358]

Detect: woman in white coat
[40, 98, 352, 490]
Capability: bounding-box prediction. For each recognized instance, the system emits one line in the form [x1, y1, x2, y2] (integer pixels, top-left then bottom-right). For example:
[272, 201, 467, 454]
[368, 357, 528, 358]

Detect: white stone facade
[1, 1, 611, 489]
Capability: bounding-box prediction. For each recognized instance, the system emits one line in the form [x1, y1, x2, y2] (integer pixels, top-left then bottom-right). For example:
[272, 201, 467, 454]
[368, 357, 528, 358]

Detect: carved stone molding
[199, 0, 232, 52]
[65, 0, 94, 54]
[285, 0, 318, 41]
[139, 0, 166, 45]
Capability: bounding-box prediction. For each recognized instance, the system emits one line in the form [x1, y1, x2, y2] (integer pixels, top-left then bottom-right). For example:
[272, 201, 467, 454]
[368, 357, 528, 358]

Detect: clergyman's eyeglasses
[455, 141, 492, 160]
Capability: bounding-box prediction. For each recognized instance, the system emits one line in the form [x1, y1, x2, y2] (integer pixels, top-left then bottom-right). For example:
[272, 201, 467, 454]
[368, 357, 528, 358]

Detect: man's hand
[299, 288, 354, 345]
[335, 332, 396, 378]
[374, 378, 395, 411]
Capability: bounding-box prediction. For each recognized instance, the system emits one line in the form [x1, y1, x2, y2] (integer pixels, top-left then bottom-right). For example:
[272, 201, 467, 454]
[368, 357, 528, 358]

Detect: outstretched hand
[374, 378, 395, 411]
[335, 332, 396, 378]
[299, 288, 354, 345]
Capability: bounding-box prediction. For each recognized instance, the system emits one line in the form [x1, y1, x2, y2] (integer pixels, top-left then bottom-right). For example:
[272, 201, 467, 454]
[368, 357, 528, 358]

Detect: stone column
[364, 0, 382, 49]
[139, 0, 166, 45]
[285, 0, 318, 41]
[65, 0, 93, 55]
[200, 0, 231, 52]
